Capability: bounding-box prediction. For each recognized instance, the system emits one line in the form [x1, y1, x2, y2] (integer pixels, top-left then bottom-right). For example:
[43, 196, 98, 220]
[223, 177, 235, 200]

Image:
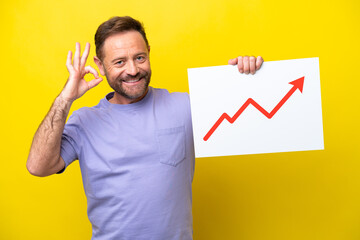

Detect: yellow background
[1, 0, 360, 239]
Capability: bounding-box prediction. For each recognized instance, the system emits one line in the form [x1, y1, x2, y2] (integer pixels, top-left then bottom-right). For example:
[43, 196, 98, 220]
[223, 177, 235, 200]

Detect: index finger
[80, 42, 90, 68]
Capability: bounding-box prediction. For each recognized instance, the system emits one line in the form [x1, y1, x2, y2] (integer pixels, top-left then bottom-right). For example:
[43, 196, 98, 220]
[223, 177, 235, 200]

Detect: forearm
[27, 42, 102, 176]
[27, 94, 73, 176]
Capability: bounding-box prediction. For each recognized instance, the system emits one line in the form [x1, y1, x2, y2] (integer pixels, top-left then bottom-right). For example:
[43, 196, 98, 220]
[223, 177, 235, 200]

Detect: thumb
[228, 58, 238, 65]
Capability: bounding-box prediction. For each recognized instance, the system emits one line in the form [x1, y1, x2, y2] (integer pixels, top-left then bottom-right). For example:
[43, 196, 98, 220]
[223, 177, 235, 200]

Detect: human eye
[136, 56, 146, 62]
[116, 60, 124, 65]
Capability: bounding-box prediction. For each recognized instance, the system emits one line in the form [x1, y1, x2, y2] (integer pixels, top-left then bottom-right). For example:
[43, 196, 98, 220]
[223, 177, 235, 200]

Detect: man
[27, 16, 263, 239]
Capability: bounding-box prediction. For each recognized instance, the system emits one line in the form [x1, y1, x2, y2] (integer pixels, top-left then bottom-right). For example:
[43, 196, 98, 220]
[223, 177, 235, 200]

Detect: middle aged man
[27, 16, 263, 239]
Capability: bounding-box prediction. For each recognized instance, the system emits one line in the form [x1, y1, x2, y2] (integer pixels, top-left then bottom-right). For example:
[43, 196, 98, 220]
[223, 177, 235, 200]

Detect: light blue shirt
[60, 87, 195, 240]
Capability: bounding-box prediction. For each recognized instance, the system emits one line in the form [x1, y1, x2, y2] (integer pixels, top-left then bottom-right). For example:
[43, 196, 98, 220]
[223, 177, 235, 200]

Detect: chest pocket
[156, 126, 186, 167]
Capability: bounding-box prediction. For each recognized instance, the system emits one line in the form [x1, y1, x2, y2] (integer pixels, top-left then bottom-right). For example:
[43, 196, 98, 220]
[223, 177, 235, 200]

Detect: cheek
[107, 68, 124, 80]
[106, 65, 116, 74]
[141, 62, 151, 73]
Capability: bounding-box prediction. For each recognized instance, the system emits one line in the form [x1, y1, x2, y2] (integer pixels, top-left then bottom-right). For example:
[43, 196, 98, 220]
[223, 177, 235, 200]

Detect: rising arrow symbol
[203, 76, 305, 141]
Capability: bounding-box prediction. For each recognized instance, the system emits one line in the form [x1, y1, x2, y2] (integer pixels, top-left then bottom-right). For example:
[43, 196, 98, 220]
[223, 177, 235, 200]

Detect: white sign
[188, 57, 324, 158]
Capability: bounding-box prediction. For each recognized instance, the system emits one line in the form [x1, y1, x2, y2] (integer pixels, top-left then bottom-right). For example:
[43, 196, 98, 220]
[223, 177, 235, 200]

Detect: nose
[125, 60, 139, 76]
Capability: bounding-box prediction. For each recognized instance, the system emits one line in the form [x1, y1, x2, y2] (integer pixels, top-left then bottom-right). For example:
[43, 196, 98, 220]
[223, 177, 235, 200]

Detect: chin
[119, 82, 149, 100]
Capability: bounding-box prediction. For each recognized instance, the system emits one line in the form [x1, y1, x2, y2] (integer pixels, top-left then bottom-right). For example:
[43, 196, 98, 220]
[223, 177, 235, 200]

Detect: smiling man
[27, 16, 263, 239]
[94, 30, 152, 104]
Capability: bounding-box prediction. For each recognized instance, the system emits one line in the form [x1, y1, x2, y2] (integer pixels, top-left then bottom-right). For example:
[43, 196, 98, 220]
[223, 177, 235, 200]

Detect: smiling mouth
[122, 78, 143, 84]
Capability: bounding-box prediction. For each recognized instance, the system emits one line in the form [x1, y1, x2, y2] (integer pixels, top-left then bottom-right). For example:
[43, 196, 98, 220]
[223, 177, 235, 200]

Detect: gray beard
[108, 71, 151, 100]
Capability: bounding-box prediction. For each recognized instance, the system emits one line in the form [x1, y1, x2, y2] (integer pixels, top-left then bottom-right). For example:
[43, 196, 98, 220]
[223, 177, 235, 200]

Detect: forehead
[102, 31, 148, 60]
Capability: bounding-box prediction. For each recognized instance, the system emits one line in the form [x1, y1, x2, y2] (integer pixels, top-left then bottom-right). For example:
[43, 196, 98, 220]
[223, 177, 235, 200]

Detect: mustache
[120, 72, 148, 82]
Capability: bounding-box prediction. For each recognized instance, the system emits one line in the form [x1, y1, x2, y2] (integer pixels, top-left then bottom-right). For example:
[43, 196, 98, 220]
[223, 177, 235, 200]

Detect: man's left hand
[228, 56, 264, 74]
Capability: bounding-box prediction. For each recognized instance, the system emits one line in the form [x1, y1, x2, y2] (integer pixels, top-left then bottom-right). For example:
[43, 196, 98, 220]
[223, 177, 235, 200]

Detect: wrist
[56, 93, 74, 110]
[58, 91, 76, 104]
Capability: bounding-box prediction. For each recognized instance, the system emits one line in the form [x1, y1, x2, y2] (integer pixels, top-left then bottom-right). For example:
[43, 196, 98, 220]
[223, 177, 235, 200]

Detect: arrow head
[289, 76, 305, 93]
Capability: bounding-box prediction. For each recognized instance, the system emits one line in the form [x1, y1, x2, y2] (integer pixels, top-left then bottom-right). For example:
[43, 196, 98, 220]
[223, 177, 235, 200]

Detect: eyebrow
[111, 57, 125, 64]
[110, 52, 148, 64]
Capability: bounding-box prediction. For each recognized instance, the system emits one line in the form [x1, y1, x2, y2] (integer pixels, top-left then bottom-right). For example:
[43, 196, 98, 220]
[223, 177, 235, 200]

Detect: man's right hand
[27, 42, 102, 177]
[60, 42, 103, 102]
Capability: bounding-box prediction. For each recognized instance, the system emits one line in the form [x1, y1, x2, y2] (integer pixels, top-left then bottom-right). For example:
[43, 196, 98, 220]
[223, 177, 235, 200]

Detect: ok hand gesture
[61, 42, 103, 102]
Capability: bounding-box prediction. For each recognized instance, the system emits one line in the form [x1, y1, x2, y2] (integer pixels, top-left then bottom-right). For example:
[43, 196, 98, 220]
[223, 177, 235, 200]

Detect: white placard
[188, 57, 324, 158]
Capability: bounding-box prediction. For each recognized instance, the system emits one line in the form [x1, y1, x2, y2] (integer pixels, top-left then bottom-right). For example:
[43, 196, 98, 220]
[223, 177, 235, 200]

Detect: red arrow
[203, 76, 305, 141]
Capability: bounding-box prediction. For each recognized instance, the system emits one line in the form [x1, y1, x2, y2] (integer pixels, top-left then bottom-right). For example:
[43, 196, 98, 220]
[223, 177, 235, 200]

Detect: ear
[94, 56, 105, 76]
[147, 45, 150, 53]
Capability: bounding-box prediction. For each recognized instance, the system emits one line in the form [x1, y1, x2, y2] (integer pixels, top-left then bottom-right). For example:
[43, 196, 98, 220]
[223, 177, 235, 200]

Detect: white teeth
[123, 78, 141, 83]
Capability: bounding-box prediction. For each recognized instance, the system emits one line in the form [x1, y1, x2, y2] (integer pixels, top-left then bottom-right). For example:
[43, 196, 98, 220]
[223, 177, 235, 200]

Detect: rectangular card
[188, 58, 324, 158]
